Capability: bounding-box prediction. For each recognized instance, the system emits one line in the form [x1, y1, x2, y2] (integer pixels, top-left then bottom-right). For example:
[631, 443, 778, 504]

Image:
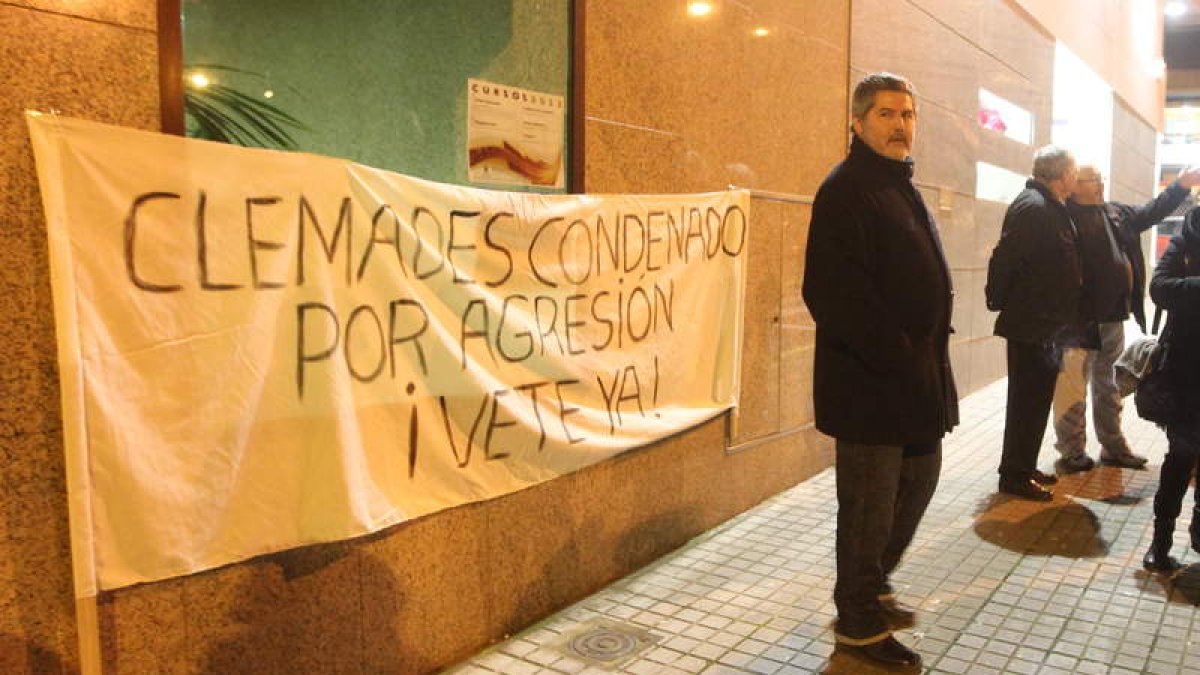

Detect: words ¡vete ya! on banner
[25, 112, 749, 597]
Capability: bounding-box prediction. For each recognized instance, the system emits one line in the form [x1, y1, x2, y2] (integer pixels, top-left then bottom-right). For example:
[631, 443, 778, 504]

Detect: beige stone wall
[1012, 0, 1166, 130]
[1110, 97, 1161, 299]
[0, 1, 159, 672]
[1110, 98, 1158, 205]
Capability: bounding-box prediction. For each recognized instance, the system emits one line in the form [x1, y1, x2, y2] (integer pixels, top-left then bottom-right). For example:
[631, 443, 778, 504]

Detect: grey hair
[1032, 145, 1075, 182]
[851, 73, 917, 120]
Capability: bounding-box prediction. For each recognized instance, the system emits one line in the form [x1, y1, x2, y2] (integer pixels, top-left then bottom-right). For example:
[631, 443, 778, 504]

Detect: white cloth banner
[26, 113, 747, 596]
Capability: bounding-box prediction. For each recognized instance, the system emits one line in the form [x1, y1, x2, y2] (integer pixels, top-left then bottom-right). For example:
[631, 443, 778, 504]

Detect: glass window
[180, 1, 572, 191]
[978, 88, 1033, 145]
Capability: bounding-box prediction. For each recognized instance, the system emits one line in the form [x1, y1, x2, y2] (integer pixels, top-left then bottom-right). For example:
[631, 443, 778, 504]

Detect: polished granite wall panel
[9, 0, 154, 29]
[948, 337, 972, 395]
[933, 188, 976, 265]
[1109, 98, 1156, 206]
[357, 504, 493, 673]
[968, 331, 1007, 389]
[976, 17, 1055, 150]
[851, 0, 979, 119]
[978, 125, 1044, 178]
[583, 0, 849, 197]
[779, 202, 814, 432]
[911, 102, 979, 197]
[195, 548, 365, 674]
[978, 0, 1055, 95]
[949, 266, 974, 337]
[98, 578, 188, 674]
[1108, 99, 1157, 290]
[1, 3, 157, 672]
[581, 121, 694, 193]
[908, 0, 985, 45]
[733, 197, 783, 443]
[972, 199, 1007, 269]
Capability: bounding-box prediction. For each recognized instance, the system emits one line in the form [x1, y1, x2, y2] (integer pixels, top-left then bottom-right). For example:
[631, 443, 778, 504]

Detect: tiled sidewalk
[448, 379, 1200, 674]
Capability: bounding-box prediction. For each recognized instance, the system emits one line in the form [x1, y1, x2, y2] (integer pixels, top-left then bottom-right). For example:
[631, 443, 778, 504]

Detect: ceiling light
[753, 27, 770, 37]
[1165, 1, 1186, 18]
[687, 2, 713, 17]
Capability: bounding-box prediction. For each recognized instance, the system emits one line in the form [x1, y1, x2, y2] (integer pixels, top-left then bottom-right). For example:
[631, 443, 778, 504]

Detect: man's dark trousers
[834, 440, 940, 642]
[999, 339, 1061, 480]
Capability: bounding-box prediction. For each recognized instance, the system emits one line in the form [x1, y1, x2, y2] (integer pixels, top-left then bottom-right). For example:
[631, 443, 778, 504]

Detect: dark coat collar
[847, 134, 914, 181]
[1026, 178, 1065, 206]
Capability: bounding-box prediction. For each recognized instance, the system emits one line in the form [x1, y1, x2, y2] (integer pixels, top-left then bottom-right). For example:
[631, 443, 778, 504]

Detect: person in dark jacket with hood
[803, 72, 958, 671]
[1052, 166, 1200, 474]
[986, 145, 1080, 501]
[1143, 206, 1200, 572]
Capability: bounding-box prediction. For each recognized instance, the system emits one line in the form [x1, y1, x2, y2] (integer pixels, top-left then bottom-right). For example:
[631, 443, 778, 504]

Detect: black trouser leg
[999, 339, 1060, 480]
[881, 444, 941, 580]
[834, 441, 939, 643]
[1154, 422, 1200, 522]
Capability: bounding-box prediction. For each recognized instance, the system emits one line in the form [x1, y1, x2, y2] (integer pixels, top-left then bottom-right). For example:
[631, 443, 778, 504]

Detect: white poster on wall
[467, 78, 566, 188]
[26, 112, 747, 596]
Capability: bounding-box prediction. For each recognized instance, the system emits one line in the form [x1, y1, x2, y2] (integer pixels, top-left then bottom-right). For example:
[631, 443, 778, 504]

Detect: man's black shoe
[837, 636, 922, 669]
[1143, 548, 1182, 573]
[880, 598, 916, 630]
[1031, 469, 1058, 485]
[999, 478, 1052, 501]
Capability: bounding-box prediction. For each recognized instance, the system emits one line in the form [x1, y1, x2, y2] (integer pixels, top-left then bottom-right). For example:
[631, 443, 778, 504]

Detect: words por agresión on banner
[123, 192, 747, 396]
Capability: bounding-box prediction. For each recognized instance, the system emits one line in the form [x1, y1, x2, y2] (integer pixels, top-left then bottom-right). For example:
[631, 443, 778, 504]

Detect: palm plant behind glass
[184, 65, 306, 150]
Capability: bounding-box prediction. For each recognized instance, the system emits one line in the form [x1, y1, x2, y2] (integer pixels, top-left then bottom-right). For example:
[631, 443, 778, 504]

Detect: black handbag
[1135, 350, 1179, 426]
[1135, 307, 1181, 426]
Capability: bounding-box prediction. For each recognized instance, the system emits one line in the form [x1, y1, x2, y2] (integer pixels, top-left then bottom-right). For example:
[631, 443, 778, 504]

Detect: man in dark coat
[803, 72, 958, 671]
[986, 145, 1080, 501]
[1053, 165, 1200, 473]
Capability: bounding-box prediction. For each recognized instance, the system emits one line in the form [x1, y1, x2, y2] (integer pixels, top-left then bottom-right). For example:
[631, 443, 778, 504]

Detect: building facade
[0, 1, 1163, 672]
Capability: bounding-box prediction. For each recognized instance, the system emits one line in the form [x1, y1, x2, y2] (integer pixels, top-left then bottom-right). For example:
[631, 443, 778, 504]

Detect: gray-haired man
[804, 72, 958, 671]
[1054, 165, 1200, 473]
[986, 145, 1081, 501]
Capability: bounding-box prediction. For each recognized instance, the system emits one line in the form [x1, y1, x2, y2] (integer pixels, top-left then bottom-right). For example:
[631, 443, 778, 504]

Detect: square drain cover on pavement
[548, 618, 661, 669]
